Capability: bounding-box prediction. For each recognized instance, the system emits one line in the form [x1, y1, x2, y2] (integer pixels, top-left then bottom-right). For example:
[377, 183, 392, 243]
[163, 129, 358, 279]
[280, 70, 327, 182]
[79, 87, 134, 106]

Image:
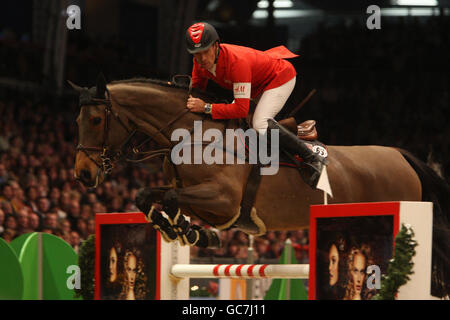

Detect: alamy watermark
[170, 121, 280, 175]
[367, 5, 381, 30]
[66, 265, 81, 290]
[66, 5, 81, 30]
[366, 265, 381, 289]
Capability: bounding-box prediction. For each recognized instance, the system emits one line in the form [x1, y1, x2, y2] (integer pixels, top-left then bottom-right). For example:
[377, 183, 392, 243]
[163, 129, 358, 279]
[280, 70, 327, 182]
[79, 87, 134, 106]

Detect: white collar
[208, 64, 217, 77]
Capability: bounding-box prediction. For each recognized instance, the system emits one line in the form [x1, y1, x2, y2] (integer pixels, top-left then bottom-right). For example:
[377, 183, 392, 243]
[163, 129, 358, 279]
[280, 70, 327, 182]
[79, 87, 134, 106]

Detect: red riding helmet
[186, 22, 219, 54]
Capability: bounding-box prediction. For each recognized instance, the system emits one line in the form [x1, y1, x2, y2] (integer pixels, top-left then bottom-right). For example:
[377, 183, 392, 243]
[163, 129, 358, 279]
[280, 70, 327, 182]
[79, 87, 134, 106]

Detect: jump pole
[171, 263, 309, 279]
[158, 236, 309, 300]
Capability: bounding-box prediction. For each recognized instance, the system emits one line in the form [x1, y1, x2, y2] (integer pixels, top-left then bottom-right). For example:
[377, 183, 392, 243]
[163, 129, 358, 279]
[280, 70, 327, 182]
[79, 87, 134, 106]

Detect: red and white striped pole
[171, 264, 309, 279]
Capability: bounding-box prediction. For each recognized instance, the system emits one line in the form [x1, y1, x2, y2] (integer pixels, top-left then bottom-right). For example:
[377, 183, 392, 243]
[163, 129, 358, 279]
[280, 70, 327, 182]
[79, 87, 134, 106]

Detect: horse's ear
[96, 72, 107, 98]
[67, 80, 83, 92]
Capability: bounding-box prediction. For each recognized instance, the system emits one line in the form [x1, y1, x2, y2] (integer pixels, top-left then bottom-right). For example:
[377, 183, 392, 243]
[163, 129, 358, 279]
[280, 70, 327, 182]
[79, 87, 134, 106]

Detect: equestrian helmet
[186, 22, 219, 54]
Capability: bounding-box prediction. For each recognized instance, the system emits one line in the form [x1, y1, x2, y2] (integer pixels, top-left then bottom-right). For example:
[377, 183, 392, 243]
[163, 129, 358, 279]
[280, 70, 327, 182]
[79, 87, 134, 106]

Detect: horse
[70, 74, 449, 298]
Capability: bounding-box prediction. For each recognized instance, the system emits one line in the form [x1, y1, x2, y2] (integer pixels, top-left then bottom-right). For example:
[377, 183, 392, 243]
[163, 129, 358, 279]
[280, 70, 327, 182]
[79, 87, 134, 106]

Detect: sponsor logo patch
[233, 82, 251, 99]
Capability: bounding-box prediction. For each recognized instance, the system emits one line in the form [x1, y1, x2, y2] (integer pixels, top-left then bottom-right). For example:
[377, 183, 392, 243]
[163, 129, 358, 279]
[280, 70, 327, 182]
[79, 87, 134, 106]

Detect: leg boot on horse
[135, 187, 178, 243]
[136, 187, 221, 248]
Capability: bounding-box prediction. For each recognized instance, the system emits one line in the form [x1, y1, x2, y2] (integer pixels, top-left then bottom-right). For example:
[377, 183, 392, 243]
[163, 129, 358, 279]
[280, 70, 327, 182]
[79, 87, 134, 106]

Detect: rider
[185, 22, 326, 183]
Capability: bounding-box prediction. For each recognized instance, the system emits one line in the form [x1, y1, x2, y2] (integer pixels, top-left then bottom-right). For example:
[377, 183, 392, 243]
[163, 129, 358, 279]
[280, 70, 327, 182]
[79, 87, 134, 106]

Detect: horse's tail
[398, 148, 450, 298]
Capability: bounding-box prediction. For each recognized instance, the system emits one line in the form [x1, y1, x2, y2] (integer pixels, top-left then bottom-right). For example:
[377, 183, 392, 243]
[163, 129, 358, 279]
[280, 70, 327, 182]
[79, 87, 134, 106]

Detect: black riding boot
[267, 118, 327, 187]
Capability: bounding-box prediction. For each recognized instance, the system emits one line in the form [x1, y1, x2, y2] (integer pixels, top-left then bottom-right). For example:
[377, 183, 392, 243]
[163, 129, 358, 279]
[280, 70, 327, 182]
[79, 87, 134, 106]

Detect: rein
[77, 81, 195, 177]
[76, 76, 236, 184]
[126, 75, 194, 162]
[76, 89, 137, 176]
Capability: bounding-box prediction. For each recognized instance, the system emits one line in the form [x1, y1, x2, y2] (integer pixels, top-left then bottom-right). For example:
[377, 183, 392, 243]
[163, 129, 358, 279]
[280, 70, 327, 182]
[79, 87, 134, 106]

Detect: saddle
[245, 102, 318, 141]
[234, 115, 326, 235]
[279, 117, 318, 141]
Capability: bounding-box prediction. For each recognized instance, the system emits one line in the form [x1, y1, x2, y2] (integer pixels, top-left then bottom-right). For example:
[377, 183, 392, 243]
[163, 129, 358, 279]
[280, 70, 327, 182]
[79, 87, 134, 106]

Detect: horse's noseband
[76, 80, 199, 179]
[77, 90, 136, 177]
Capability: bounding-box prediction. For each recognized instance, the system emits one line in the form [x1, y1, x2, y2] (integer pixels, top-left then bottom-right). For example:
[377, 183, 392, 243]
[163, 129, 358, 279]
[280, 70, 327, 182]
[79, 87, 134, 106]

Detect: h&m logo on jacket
[233, 82, 251, 99]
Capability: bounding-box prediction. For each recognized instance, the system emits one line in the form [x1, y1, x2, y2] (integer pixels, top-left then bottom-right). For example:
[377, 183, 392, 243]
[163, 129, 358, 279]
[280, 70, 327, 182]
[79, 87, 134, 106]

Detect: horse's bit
[76, 88, 137, 176]
[76, 82, 192, 178]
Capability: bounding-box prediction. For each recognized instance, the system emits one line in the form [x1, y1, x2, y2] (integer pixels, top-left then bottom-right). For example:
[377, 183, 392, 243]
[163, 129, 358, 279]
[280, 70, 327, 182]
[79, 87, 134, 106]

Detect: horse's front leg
[136, 187, 222, 248]
[135, 188, 179, 243]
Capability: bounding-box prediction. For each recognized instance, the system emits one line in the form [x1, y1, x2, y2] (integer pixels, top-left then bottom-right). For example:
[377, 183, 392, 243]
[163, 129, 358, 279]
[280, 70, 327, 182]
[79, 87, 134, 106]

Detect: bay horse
[71, 75, 449, 298]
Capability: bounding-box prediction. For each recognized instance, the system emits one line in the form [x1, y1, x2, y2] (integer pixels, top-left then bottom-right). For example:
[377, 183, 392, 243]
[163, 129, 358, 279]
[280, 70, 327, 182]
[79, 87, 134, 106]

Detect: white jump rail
[171, 263, 309, 279]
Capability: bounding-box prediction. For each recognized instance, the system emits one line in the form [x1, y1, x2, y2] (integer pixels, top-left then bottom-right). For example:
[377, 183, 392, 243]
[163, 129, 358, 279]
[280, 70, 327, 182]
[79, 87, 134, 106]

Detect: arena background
[0, 0, 449, 299]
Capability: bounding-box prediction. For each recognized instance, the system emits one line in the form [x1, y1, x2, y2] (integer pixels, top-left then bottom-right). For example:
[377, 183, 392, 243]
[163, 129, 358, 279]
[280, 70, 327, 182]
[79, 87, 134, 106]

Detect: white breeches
[252, 76, 296, 134]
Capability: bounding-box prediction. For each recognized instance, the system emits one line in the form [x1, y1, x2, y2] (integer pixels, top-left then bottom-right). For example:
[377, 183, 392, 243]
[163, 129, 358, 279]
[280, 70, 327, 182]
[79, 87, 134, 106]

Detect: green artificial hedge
[373, 224, 417, 300]
[74, 234, 95, 300]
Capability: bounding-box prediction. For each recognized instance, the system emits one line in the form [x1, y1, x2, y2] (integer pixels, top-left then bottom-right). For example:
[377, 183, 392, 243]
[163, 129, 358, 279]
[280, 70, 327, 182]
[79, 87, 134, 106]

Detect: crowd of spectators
[0, 87, 308, 261]
[1, 14, 448, 262]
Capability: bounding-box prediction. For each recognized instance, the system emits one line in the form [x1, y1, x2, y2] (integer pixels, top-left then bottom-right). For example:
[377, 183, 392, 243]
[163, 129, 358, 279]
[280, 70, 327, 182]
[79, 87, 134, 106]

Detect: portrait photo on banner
[96, 214, 158, 300]
[313, 214, 394, 300]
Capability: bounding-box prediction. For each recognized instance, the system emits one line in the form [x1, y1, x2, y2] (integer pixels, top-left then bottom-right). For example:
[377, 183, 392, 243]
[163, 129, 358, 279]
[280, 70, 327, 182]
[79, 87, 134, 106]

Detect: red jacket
[191, 44, 298, 119]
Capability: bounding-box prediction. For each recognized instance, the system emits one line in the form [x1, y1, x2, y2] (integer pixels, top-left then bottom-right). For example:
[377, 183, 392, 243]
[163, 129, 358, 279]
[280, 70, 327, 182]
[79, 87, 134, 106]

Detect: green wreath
[74, 234, 96, 300]
[372, 224, 417, 300]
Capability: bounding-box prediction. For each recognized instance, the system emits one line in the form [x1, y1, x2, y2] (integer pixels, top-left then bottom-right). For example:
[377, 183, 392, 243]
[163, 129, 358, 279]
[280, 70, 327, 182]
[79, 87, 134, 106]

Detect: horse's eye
[92, 117, 102, 125]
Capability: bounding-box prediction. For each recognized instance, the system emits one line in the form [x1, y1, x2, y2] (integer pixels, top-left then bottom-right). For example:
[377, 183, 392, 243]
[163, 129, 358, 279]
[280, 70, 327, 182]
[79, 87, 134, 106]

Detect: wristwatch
[204, 103, 212, 114]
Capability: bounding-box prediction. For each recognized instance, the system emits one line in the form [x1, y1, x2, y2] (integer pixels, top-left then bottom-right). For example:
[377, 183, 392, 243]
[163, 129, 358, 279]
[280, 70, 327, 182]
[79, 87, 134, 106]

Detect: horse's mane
[109, 77, 227, 103]
[110, 77, 188, 90]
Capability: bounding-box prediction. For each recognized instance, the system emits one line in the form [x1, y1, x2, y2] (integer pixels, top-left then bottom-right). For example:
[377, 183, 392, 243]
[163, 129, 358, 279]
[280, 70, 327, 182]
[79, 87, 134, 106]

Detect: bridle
[76, 88, 137, 177]
[75, 78, 237, 227]
[76, 80, 194, 179]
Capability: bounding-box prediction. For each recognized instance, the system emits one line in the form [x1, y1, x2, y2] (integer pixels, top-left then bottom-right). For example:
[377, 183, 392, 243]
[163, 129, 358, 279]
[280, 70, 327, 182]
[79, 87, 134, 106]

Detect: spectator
[0, 201, 14, 215]
[59, 218, 72, 235]
[80, 203, 92, 220]
[43, 212, 59, 230]
[51, 204, 67, 220]
[0, 208, 5, 235]
[0, 182, 14, 204]
[41, 227, 53, 234]
[2, 228, 16, 242]
[28, 212, 41, 231]
[92, 202, 106, 214]
[233, 231, 249, 247]
[49, 187, 61, 207]
[25, 186, 39, 212]
[108, 196, 123, 212]
[87, 217, 95, 236]
[254, 238, 271, 260]
[67, 200, 81, 229]
[59, 191, 71, 212]
[266, 240, 284, 259]
[4, 214, 18, 231]
[86, 192, 97, 204]
[76, 218, 89, 240]
[0, 164, 9, 185]
[37, 197, 51, 216]
[70, 231, 81, 253]
[224, 240, 241, 258]
[16, 208, 30, 235]
[9, 180, 26, 212]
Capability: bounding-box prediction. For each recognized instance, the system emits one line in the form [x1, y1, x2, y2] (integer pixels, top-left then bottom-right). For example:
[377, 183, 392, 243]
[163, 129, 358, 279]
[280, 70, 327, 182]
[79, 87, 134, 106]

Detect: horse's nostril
[80, 169, 91, 182]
